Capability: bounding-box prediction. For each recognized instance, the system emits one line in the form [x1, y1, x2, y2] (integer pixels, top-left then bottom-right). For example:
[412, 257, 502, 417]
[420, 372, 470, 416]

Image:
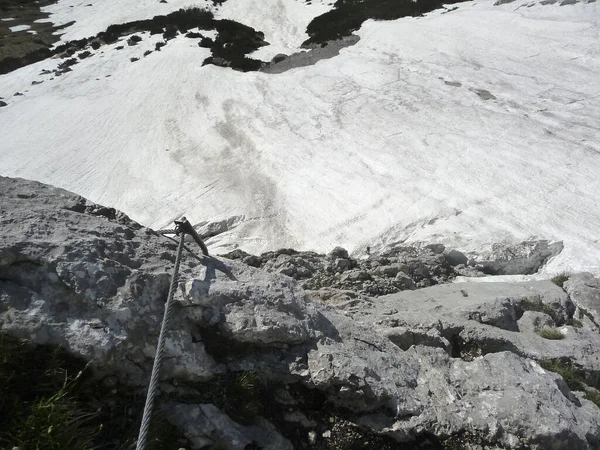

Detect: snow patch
[9, 25, 32, 32]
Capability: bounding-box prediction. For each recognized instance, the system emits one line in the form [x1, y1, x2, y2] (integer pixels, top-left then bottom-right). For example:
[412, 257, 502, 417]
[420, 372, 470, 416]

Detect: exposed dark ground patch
[95, 7, 214, 44]
[202, 19, 267, 71]
[303, 0, 471, 47]
[0, 0, 60, 74]
[1, 6, 268, 75]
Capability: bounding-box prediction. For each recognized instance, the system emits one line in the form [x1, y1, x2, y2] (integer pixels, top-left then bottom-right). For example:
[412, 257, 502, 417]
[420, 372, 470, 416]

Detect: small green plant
[520, 298, 561, 324]
[551, 273, 570, 288]
[565, 318, 583, 328]
[538, 326, 565, 340]
[585, 389, 600, 409]
[0, 333, 183, 449]
[204, 371, 262, 424]
[539, 359, 586, 391]
[0, 334, 100, 449]
[8, 373, 99, 450]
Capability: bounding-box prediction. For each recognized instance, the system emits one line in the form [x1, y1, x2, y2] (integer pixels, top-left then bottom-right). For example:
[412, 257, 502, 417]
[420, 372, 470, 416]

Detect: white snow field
[1, 0, 599, 275]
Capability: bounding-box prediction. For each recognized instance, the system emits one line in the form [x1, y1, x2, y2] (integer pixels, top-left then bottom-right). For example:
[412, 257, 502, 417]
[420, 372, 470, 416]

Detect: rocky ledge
[1, 176, 599, 449]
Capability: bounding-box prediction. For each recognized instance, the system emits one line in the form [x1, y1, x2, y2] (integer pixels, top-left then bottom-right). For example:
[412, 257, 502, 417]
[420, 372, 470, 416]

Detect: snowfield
[1, 0, 599, 275]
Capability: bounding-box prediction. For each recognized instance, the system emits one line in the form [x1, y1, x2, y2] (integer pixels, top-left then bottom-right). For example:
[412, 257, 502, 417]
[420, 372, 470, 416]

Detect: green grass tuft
[585, 389, 600, 409]
[551, 273, 570, 288]
[0, 334, 100, 449]
[0, 333, 183, 449]
[539, 359, 586, 391]
[520, 298, 561, 324]
[8, 376, 100, 450]
[538, 326, 565, 340]
[203, 371, 262, 425]
[565, 318, 583, 328]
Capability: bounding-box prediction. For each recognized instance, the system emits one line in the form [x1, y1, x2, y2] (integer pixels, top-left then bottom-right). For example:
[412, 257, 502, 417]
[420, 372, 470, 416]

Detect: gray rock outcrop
[1, 176, 600, 449]
[565, 273, 600, 329]
[221, 239, 566, 300]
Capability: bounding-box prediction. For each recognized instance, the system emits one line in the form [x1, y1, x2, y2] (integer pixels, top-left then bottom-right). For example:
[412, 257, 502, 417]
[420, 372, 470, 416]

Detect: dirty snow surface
[1, 0, 599, 275]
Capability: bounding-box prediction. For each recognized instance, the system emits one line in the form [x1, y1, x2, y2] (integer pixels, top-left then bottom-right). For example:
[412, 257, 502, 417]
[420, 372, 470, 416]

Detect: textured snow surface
[1, 0, 599, 275]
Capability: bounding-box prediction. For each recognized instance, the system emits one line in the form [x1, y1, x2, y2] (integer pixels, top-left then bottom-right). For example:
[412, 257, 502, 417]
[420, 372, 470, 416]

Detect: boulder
[166, 403, 293, 450]
[564, 273, 600, 329]
[445, 249, 468, 266]
[127, 35, 143, 46]
[328, 246, 349, 259]
[468, 240, 564, 275]
[517, 310, 555, 334]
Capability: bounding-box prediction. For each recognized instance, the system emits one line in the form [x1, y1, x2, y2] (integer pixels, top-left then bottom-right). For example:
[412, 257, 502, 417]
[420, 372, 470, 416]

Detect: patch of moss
[538, 326, 565, 340]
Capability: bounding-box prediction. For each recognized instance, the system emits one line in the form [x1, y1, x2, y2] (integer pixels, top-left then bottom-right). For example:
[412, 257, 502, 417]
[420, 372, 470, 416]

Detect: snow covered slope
[1, 0, 599, 275]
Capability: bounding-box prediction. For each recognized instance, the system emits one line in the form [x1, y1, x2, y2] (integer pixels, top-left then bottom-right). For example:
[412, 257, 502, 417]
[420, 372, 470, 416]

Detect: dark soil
[303, 0, 470, 46]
